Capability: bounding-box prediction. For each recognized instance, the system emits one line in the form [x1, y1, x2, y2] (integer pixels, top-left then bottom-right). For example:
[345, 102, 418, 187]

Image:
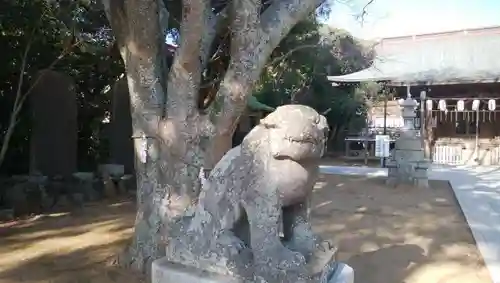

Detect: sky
[327, 0, 500, 39]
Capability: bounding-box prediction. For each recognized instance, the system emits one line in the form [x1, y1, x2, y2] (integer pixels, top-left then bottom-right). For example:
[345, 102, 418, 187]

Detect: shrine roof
[327, 26, 500, 85]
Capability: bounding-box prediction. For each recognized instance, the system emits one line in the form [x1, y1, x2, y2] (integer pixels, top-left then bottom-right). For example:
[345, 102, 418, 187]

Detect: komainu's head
[258, 104, 329, 161]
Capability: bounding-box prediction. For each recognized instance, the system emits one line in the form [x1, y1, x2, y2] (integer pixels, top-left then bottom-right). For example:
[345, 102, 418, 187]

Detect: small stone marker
[30, 69, 77, 177]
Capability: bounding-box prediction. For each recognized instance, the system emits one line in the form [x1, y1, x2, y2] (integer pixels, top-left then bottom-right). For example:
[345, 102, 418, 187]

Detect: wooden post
[475, 106, 480, 162]
[420, 91, 430, 159]
[425, 102, 434, 161]
[363, 137, 368, 165]
[382, 93, 388, 167]
[383, 93, 388, 135]
[345, 140, 350, 158]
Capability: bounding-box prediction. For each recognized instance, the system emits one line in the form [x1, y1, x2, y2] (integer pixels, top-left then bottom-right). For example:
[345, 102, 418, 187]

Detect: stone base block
[386, 176, 429, 189]
[152, 258, 242, 283]
[415, 178, 429, 188]
[152, 257, 354, 283]
[328, 262, 354, 283]
[395, 139, 423, 151]
[386, 177, 397, 187]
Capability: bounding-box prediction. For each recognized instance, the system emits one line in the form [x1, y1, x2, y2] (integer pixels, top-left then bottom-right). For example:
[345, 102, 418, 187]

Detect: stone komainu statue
[165, 105, 347, 282]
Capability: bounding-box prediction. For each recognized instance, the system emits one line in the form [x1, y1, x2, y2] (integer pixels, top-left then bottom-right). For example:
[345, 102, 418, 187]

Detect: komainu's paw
[316, 239, 334, 252]
[262, 243, 306, 270]
[285, 222, 318, 257]
[215, 230, 246, 256]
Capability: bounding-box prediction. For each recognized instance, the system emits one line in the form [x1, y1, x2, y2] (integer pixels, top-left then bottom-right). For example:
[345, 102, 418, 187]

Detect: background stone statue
[163, 105, 344, 282]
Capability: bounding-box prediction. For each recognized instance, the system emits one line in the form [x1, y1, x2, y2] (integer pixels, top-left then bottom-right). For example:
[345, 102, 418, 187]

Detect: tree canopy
[0, 0, 379, 174]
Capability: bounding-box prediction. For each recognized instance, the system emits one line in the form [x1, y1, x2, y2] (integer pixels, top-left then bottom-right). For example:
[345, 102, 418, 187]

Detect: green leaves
[0, 0, 123, 173]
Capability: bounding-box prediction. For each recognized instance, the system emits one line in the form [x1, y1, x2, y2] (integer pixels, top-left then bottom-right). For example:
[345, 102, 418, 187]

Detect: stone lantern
[386, 94, 429, 188]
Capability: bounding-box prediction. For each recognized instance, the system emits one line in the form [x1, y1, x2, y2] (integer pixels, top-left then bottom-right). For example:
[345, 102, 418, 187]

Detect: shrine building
[328, 26, 500, 165]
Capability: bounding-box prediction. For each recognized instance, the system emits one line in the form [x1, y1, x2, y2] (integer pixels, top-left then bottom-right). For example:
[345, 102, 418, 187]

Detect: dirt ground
[0, 175, 492, 283]
[313, 175, 491, 283]
[0, 200, 143, 283]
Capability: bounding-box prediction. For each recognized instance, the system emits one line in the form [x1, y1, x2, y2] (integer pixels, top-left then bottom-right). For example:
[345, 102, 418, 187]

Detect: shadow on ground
[0, 175, 492, 283]
[312, 174, 491, 283]
[0, 199, 144, 283]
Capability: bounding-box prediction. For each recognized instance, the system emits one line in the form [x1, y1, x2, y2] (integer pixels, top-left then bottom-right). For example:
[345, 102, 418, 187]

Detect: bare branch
[0, 26, 81, 168]
[12, 27, 36, 111]
[0, 21, 37, 168]
[15, 41, 82, 116]
[269, 44, 317, 65]
[355, 0, 375, 25]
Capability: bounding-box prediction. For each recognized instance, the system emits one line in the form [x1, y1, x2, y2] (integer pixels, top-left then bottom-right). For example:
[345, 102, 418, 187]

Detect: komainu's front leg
[243, 188, 306, 271]
[282, 197, 323, 260]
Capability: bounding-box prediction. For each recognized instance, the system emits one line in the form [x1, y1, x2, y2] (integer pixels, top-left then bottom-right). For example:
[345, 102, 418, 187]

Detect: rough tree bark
[102, 0, 167, 273]
[208, 0, 325, 168]
[102, 0, 324, 274]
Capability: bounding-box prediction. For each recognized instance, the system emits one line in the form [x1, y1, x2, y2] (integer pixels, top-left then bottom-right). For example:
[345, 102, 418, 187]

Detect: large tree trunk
[103, 0, 172, 273]
[103, 0, 324, 274]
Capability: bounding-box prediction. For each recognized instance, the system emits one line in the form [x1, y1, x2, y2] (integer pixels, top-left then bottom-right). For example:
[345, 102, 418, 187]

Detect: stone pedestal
[386, 96, 430, 188]
[117, 174, 135, 193]
[98, 164, 125, 178]
[152, 258, 354, 283]
[152, 259, 241, 283]
[97, 164, 129, 197]
[73, 172, 100, 201]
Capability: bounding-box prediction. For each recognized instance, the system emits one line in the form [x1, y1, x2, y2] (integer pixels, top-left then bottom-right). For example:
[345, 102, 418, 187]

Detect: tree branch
[269, 44, 317, 65]
[202, 0, 264, 167]
[257, 0, 324, 69]
[211, 0, 261, 111]
[206, 0, 325, 167]
[174, 0, 209, 71]
[0, 32, 81, 169]
[229, 0, 261, 59]
[200, 8, 228, 69]
[16, 41, 82, 116]
[158, 0, 170, 39]
[166, 0, 210, 116]
[355, 0, 375, 24]
[211, 0, 324, 130]
[101, 0, 128, 51]
[0, 22, 36, 168]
